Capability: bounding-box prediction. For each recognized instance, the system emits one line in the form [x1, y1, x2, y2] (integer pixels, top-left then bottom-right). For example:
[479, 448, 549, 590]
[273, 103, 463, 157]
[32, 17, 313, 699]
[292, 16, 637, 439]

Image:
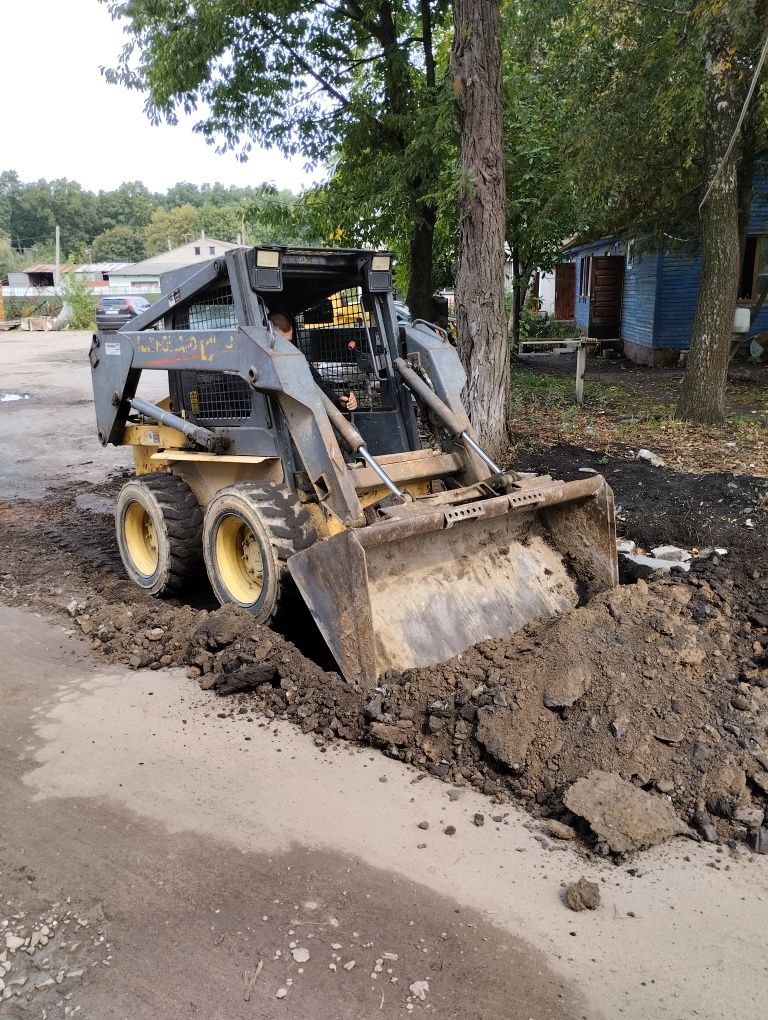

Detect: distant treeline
[0, 171, 305, 272]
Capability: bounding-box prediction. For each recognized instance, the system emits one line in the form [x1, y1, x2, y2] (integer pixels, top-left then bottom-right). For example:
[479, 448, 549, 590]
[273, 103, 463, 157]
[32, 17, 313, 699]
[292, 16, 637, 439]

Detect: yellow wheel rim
[215, 514, 264, 605]
[124, 501, 159, 577]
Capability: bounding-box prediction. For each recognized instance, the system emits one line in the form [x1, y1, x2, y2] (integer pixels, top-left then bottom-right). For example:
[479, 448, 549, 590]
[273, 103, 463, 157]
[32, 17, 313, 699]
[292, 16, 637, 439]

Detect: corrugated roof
[75, 262, 133, 274]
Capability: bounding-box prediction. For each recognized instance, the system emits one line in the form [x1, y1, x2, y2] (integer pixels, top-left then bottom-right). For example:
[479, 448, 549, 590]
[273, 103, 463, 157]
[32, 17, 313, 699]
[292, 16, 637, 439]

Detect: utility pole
[54, 225, 61, 287]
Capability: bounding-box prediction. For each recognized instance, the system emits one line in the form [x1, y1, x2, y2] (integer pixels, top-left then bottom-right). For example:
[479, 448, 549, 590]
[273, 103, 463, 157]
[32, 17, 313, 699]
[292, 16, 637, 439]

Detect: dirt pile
[63, 569, 768, 859]
[2, 456, 766, 859]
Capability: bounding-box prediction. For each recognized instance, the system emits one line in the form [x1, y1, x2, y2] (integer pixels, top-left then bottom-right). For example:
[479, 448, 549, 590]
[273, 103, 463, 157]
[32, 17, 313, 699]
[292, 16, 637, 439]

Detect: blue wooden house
[556, 179, 768, 364]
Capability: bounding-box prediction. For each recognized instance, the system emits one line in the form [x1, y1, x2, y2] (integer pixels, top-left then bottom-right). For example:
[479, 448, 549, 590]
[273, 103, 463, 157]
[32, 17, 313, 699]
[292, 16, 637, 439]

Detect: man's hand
[339, 392, 358, 412]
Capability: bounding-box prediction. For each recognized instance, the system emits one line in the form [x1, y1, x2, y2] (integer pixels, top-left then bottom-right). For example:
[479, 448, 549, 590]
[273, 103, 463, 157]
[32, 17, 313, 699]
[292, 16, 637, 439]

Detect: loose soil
[1, 446, 766, 861]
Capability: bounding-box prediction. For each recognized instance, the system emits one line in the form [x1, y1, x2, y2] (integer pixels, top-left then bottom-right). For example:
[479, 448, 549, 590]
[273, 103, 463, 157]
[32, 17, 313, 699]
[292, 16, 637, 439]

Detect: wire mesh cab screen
[294, 290, 389, 410]
[168, 280, 253, 425]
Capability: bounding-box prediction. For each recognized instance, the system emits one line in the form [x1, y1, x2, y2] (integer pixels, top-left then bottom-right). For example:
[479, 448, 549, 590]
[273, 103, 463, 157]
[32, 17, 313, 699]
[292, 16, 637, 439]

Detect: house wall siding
[619, 245, 659, 348]
[575, 257, 589, 330]
[656, 243, 702, 349]
[747, 169, 768, 233]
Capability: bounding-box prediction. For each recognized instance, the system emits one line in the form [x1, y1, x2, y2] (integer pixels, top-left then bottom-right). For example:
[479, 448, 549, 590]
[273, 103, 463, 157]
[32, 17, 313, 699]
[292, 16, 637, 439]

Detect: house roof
[118, 237, 239, 277]
[75, 262, 133, 274]
[23, 263, 70, 274]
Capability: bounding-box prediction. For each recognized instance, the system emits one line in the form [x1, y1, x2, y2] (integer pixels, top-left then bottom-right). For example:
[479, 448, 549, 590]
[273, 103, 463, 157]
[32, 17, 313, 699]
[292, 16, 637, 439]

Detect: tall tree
[501, 4, 579, 346]
[451, 0, 508, 459]
[101, 0, 451, 318]
[678, 3, 768, 421]
[531, 0, 768, 423]
[92, 225, 147, 262]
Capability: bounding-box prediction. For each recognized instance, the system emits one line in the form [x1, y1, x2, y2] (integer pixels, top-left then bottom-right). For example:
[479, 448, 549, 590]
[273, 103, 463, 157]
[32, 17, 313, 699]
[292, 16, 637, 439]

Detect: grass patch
[510, 361, 767, 475]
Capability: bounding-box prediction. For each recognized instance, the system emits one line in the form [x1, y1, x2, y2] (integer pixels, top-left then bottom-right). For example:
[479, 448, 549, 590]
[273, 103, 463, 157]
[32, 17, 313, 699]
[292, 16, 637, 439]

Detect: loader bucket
[288, 475, 618, 688]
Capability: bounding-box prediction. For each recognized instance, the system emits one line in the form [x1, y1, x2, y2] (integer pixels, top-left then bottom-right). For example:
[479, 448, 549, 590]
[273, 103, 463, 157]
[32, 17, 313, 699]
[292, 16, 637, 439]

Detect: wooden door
[588, 256, 624, 338]
[554, 263, 575, 320]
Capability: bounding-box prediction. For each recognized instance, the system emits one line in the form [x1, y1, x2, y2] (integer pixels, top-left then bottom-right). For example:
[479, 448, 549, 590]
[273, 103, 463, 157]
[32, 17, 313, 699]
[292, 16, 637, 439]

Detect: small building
[556, 173, 768, 364]
[7, 264, 69, 289]
[73, 263, 133, 288]
[108, 236, 239, 292]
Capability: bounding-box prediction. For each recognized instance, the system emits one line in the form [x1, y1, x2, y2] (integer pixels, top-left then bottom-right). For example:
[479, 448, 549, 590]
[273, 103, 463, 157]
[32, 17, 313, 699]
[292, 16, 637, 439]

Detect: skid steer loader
[89, 246, 618, 687]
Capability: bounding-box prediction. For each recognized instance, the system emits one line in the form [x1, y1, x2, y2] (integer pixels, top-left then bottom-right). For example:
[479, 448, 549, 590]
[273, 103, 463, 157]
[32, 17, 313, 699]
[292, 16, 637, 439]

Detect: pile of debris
[69, 568, 768, 859]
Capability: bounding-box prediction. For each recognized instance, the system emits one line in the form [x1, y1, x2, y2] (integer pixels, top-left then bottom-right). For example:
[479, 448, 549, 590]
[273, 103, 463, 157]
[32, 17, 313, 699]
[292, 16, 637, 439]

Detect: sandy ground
[1, 331, 768, 1019]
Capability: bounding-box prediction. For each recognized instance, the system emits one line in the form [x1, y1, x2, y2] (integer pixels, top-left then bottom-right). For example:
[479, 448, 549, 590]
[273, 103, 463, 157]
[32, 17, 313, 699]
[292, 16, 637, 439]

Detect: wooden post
[575, 343, 587, 404]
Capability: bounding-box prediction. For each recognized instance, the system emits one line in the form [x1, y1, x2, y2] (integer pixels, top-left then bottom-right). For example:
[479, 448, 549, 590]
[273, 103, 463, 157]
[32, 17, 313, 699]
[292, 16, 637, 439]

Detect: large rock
[564, 770, 688, 854]
[542, 661, 592, 709]
[475, 707, 534, 772]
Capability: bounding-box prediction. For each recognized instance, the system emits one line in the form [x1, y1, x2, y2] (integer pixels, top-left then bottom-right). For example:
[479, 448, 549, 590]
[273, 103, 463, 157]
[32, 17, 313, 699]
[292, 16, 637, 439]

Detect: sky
[1, 0, 316, 195]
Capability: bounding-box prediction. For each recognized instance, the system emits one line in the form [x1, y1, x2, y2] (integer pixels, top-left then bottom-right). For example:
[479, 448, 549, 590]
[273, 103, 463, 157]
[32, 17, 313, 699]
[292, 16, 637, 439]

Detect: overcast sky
[1, 0, 315, 195]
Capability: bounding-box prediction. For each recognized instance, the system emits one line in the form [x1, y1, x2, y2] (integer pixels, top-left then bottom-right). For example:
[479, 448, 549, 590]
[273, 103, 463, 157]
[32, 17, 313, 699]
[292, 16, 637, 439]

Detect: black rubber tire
[202, 484, 315, 624]
[115, 472, 203, 596]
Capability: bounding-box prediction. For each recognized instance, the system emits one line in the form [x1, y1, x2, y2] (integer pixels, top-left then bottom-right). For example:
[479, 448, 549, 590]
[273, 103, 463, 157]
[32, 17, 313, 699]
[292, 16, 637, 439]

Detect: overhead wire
[699, 27, 768, 214]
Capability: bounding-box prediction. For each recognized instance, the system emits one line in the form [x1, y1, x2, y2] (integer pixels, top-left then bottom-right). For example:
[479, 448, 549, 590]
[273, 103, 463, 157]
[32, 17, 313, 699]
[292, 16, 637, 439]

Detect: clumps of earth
[66, 568, 768, 860]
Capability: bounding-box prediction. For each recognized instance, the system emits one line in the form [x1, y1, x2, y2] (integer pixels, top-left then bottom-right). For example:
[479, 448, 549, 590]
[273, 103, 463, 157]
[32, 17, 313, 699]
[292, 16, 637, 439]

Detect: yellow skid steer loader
[89, 246, 618, 687]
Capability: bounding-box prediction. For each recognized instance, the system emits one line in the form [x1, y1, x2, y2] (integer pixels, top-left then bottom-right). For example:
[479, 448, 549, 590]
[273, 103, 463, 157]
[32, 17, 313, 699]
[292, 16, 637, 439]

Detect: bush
[60, 274, 96, 330]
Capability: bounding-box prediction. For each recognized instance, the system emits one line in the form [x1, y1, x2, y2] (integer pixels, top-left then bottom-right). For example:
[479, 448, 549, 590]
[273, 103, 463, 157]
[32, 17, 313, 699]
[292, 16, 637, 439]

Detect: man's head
[268, 311, 293, 340]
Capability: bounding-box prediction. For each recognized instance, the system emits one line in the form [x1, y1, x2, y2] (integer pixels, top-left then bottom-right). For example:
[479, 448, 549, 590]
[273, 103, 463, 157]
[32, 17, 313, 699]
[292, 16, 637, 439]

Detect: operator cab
[165, 246, 418, 457]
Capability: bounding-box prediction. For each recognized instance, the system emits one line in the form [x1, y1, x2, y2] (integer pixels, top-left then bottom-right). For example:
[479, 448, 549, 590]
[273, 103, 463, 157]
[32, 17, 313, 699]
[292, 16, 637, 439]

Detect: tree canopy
[101, 0, 453, 316]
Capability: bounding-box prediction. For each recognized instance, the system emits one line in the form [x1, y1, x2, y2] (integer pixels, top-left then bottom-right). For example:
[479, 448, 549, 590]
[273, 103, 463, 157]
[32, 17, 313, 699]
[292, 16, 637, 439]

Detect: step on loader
[89, 246, 618, 687]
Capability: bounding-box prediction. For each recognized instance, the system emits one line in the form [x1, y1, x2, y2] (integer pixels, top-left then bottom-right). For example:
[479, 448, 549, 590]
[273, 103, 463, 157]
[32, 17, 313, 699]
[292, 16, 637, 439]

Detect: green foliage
[244, 186, 324, 247]
[526, 0, 768, 242]
[100, 0, 453, 308]
[92, 225, 147, 262]
[60, 274, 96, 329]
[501, 6, 579, 279]
[518, 310, 578, 340]
[0, 232, 24, 281]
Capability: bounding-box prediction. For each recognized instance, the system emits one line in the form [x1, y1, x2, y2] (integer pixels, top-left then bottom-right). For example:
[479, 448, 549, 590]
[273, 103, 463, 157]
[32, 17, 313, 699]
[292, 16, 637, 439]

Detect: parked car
[95, 296, 151, 333]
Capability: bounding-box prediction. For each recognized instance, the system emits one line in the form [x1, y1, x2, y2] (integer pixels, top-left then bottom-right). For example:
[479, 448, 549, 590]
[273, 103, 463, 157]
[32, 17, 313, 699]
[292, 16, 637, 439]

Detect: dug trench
[0, 446, 766, 860]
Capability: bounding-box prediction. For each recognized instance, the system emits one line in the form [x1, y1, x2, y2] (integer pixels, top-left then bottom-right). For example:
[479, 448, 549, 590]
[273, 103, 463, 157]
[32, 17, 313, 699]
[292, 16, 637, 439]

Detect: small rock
[444, 825, 456, 836]
[276, 987, 288, 998]
[637, 448, 665, 468]
[409, 979, 429, 1001]
[4, 936, 24, 952]
[655, 779, 675, 794]
[755, 828, 768, 854]
[291, 947, 310, 963]
[343, 960, 356, 971]
[417, 820, 429, 830]
[734, 805, 763, 828]
[651, 545, 692, 562]
[545, 820, 577, 841]
[616, 538, 636, 554]
[694, 810, 718, 843]
[654, 724, 685, 745]
[369, 722, 410, 747]
[472, 813, 485, 827]
[565, 878, 601, 912]
[609, 716, 628, 740]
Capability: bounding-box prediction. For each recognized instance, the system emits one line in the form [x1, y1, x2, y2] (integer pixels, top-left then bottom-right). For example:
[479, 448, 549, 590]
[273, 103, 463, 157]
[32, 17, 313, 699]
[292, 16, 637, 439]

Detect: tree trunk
[406, 205, 437, 321]
[450, 0, 508, 462]
[676, 23, 743, 424]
